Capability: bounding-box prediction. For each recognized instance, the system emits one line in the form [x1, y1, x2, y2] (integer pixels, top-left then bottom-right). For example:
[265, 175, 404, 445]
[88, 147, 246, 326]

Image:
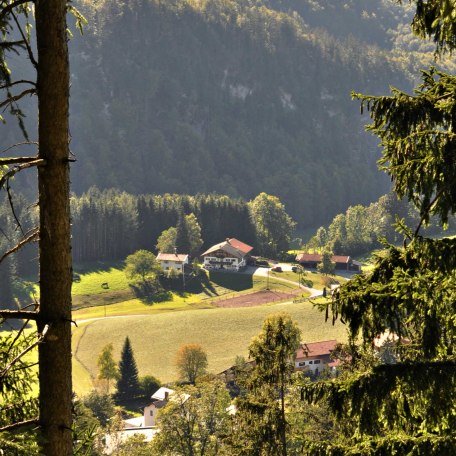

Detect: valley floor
[69, 262, 348, 395]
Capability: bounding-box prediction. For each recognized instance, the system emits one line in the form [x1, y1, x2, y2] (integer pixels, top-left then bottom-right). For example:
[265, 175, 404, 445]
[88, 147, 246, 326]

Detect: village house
[143, 386, 190, 427]
[294, 339, 339, 375]
[157, 252, 189, 273]
[295, 253, 361, 272]
[201, 238, 253, 272]
[219, 340, 341, 386]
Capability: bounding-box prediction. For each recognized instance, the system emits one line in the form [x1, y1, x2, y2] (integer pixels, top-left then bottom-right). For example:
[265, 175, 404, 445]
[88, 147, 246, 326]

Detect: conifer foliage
[115, 337, 140, 403]
[301, 1, 456, 454]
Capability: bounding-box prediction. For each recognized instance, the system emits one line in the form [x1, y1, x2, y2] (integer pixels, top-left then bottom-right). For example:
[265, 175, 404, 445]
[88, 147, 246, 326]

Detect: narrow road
[248, 266, 322, 298]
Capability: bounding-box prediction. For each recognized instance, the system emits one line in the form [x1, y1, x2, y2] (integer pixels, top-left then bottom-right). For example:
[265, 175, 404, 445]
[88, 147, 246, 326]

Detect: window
[150, 410, 153, 416]
[309, 361, 313, 364]
[298, 362, 306, 366]
[314, 360, 321, 364]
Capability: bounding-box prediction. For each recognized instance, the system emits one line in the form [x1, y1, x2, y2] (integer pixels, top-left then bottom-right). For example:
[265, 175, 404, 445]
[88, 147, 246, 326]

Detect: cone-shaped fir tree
[115, 336, 140, 402]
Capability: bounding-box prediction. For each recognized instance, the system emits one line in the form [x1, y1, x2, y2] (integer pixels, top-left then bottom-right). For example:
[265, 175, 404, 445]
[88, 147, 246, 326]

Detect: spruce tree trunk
[36, 1, 73, 454]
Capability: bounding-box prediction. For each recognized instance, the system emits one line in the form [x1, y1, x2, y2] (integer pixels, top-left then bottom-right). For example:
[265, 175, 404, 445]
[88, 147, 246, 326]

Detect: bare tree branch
[0, 310, 39, 320]
[6, 318, 30, 357]
[11, 10, 38, 69]
[0, 88, 36, 110]
[0, 0, 33, 22]
[0, 227, 39, 264]
[0, 156, 38, 165]
[0, 159, 45, 190]
[0, 79, 36, 91]
[1, 141, 38, 155]
[6, 179, 24, 234]
[0, 418, 39, 433]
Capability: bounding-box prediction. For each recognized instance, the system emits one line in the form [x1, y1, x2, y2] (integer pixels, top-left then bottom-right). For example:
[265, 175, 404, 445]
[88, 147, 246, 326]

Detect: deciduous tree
[152, 380, 230, 456]
[125, 249, 162, 290]
[249, 193, 296, 257]
[97, 343, 119, 393]
[175, 343, 208, 384]
[317, 250, 335, 276]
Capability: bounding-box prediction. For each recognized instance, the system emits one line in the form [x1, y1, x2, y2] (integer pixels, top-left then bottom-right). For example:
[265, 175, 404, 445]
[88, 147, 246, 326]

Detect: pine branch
[0, 418, 39, 433]
[0, 0, 33, 22]
[0, 40, 26, 49]
[0, 324, 49, 378]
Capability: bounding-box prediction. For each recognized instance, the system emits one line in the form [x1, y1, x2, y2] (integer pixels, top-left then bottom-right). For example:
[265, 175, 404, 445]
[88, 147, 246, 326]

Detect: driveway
[243, 266, 322, 298]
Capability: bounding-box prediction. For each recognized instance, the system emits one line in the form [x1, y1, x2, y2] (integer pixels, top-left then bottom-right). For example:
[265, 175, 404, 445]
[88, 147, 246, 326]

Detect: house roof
[228, 238, 253, 254]
[151, 386, 175, 401]
[157, 253, 189, 262]
[201, 238, 251, 259]
[332, 255, 351, 263]
[295, 253, 322, 262]
[295, 340, 338, 359]
[295, 253, 351, 263]
[150, 386, 190, 404]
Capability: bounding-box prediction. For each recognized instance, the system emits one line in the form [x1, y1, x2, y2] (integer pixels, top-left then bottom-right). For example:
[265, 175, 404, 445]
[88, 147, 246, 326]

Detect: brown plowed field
[214, 289, 303, 308]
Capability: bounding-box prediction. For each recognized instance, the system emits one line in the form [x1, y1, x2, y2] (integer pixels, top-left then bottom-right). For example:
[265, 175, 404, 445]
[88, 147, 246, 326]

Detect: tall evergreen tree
[116, 337, 140, 403]
[175, 209, 191, 254]
[229, 313, 301, 456]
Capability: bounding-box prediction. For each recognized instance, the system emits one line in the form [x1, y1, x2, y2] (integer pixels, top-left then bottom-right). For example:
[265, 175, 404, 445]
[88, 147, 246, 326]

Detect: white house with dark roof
[201, 238, 253, 272]
[294, 339, 339, 375]
[157, 253, 189, 273]
[143, 387, 190, 427]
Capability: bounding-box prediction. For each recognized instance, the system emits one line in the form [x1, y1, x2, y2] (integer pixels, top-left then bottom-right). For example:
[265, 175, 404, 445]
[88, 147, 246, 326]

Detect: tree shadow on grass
[73, 260, 125, 275]
[209, 270, 253, 292]
[129, 283, 172, 305]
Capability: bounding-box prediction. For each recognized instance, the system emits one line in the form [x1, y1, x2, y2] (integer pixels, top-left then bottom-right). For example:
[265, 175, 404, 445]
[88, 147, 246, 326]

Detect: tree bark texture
[36, 1, 73, 454]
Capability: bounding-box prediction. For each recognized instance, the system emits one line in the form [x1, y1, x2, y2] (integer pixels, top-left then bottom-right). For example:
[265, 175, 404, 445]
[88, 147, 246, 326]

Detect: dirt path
[213, 289, 303, 308]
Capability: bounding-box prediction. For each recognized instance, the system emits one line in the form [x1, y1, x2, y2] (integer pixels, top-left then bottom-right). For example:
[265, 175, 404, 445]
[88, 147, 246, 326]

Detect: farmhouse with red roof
[295, 339, 339, 375]
[201, 238, 253, 272]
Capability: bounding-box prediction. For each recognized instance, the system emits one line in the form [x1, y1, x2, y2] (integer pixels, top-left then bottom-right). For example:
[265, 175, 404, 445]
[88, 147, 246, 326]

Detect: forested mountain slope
[62, 0, 414, 227]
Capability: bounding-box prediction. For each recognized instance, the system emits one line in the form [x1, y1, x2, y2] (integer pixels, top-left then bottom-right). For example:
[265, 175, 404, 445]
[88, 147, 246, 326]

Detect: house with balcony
[201, 238, 253, 272]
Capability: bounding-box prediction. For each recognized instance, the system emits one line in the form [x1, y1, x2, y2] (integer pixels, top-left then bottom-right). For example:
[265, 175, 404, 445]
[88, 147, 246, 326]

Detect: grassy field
[73, 299, 345, 395]
[72, 266, 302, 320]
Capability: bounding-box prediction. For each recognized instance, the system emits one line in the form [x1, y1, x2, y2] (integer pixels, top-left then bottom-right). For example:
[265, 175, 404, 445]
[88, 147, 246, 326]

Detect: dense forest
[306, 192, 456, 256]
[3, 0, 425, 227]
[0, 189, 293, 308]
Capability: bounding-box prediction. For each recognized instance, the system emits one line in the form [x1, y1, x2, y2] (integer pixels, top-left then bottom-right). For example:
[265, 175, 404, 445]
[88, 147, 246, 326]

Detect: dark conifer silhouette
[116, 337, 140, 402]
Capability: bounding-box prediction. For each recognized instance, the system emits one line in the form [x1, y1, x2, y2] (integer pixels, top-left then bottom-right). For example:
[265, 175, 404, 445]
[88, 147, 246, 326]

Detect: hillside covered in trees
[3, 0, 425, 227]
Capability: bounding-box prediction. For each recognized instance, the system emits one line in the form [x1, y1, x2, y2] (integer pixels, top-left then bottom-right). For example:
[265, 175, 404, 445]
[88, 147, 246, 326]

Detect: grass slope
[73, 300, 345, 394]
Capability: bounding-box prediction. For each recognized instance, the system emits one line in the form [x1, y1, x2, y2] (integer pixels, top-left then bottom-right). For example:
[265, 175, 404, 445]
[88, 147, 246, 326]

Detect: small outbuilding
[295, 253, 361, 272]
